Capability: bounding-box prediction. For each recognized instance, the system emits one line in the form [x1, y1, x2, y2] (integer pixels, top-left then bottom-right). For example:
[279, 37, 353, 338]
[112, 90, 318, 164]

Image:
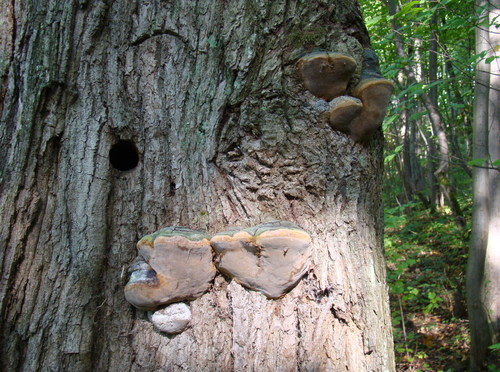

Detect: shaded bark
[0, 1, 394, 371]
[402, 117, 430, 208]
[467, 0, 500, 369]
[443, 49, 473, 178]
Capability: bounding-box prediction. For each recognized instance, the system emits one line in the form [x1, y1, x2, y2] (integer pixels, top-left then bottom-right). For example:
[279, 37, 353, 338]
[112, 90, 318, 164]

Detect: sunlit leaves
[385, 144, 404, 164]
[359, 0, 477, 212]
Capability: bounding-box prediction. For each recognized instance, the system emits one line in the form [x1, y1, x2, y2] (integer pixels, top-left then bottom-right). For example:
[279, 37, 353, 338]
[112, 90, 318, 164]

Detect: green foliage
[384, 199, 471, 370]
[359, 0, 477, 210]
[490, 343, 500, 352]
[384, 144, 403, 165]
[488, 344, 500, 372]
[357, 1, 500, 369]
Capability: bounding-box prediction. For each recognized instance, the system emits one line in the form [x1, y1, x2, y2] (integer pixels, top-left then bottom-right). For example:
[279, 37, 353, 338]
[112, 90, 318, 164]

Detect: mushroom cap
[124, 227, 215, 310]
[353, 78, 394, 104]
[350, 78, 394, 141]
[328, 96, 363, 133]
[210, 221, 312, 299]
[296, 52, 357, 101]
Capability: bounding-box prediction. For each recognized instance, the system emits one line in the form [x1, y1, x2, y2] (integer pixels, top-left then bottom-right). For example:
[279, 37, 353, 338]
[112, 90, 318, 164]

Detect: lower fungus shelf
[124, 221, 312, 325]
[210, 221, 312, 299]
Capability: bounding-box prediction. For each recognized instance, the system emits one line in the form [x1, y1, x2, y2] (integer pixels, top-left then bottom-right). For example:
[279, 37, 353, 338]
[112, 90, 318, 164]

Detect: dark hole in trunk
[109, 140, 139, 171]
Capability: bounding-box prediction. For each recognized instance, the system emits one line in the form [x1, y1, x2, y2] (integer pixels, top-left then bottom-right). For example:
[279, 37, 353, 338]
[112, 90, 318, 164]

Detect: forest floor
[385, 204, 473, 371]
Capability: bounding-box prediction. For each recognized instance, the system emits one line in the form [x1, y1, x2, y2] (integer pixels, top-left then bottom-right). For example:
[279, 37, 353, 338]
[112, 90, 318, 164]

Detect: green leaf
[382, 114, 398, 131]
[489, 342, 500, 351]
[398, 1, 423, 17]
[384, 154, 396, 164]
[409, 111, 426, 121]
[423, 80, 443, 91]
[365, 15, 382, 27]
[485, 56, 498, 64]
[467, 158, 488, 167]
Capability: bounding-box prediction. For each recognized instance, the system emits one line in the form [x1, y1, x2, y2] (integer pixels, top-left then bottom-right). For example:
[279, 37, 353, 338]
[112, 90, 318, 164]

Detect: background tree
[467, 0, 500, 369]
[0, 0, 395, 371]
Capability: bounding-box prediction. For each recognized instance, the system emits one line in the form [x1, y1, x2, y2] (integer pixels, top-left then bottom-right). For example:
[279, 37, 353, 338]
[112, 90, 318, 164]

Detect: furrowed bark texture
[0, 1, 394, 371]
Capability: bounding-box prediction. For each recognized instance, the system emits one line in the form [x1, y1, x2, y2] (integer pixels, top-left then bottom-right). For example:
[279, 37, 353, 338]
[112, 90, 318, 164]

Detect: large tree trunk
[0, 1, 395, 371]
[467, 0, 500, 369]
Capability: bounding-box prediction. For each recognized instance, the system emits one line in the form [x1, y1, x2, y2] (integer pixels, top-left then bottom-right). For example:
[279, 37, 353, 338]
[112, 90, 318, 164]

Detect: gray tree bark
[0, 1, 394, 371]
[467, 0, 500, 369]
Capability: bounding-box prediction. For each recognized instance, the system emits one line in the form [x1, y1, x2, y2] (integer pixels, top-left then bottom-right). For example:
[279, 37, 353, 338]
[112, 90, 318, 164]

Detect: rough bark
[0, 1, 394, 371]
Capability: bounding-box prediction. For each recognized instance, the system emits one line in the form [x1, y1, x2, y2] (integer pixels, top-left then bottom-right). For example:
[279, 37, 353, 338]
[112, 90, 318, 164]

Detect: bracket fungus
[124, 227, 216, 310]
[296, 49, 393, 141]
[150, 302, 192, 334]
[296, 52, 357, 101]
[327, 96, 363, 133]
[349, 49, 394, 141]
[349, 78, 394, 141]
[210, 221, 312, 299]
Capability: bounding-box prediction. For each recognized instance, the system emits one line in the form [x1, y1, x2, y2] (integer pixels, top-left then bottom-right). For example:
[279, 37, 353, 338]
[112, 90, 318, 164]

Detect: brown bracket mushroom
[124, 227, 216, 311]
[210, 221, 312, 299]
[327, 96, 363, 134]
[296, 52, 357, 101]
[349, 77, 394, 141]
[335, 49, 393, 141]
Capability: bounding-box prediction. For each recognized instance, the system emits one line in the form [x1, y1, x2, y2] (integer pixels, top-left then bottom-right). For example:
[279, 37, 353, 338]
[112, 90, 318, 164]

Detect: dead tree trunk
[0, 1, 395, 371]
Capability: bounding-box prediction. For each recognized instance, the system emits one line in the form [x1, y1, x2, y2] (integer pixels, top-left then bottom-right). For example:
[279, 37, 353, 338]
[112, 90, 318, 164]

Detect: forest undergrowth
[385, 201, 473, 371]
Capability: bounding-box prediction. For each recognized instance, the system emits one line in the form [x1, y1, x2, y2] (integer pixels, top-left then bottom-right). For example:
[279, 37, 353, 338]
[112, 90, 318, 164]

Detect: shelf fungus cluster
[296, 49, 394, 141]
[210, 221, 312, 299]
[125, 221, 311, 334]
[124, 222, 312, 333]
[296, 52, 357, 101]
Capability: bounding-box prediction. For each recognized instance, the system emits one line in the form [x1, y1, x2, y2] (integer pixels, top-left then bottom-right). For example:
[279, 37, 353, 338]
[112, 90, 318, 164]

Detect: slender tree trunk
[416, 116, 439, 212]
[429, 3, 439, 110]
[401, 110, 430, 208]
[386, 0, 464, 226]
[402, 110, 414, 204]
[485, 0, 500, 350]
[0, 1, 395, 371]
[467, 0, 500, 369]
[443, 52, 473, 178]
[411, 129, 429, 208]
